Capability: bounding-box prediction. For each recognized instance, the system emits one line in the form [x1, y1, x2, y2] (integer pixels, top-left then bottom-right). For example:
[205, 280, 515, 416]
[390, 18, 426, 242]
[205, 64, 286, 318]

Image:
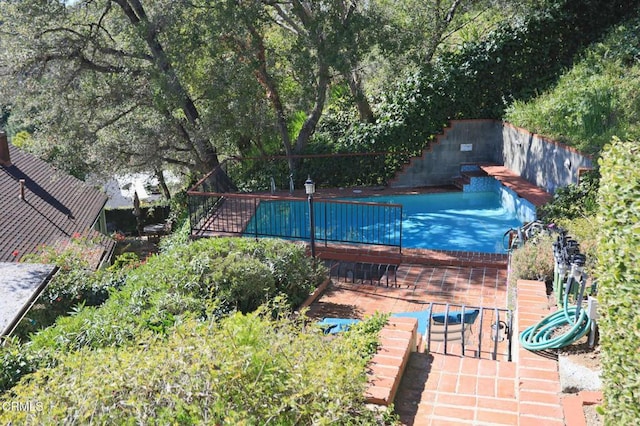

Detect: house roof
[0, 142, 115, 267]
[0, 262, 58, 337]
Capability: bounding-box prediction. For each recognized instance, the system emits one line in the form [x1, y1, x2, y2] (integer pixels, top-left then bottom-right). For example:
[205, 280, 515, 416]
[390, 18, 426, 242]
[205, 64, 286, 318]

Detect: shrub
[0, 338, 37, 393]
[595, 138, 640, 424]
[538, 171, 600, 223]
[6, 237, 324, 391]
[206, 255, 277, 313]
[0, 306, 393, 425]
[509, 233, 555, 287]
[505, 15, 640, 155]
[13, 238, 127, 341]
[167, 238, 323, 308]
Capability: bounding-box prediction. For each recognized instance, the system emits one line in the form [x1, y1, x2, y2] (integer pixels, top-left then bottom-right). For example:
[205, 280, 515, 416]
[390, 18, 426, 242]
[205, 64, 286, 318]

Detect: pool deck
[480, 165, 553, 207]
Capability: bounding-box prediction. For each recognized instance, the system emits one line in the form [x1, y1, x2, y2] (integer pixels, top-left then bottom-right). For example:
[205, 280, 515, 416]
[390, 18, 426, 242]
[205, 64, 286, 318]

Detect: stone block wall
[501, 123, 594, 193]
[389, 120, 503, 188]
[389, 120, 593, 194]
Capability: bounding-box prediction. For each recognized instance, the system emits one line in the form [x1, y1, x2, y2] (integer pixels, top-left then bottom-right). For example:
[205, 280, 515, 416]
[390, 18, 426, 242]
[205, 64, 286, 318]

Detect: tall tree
[206, 0, 379, 173]
[0, 0, 219, 177]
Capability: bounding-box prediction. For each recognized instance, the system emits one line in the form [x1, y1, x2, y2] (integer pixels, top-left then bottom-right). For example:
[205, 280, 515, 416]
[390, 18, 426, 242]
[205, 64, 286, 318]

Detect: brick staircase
[365, 317, 418, 405]
[390, 279, 568, 425]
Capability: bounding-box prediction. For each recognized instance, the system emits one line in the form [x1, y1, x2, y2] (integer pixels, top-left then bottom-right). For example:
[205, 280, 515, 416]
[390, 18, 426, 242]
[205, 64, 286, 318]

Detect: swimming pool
[349, 192, 523, 253]
[244, 189, 529, 254]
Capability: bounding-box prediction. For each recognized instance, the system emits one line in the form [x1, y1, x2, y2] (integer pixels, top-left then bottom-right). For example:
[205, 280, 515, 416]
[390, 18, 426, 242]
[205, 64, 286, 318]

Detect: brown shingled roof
[0, 142, 115, 267]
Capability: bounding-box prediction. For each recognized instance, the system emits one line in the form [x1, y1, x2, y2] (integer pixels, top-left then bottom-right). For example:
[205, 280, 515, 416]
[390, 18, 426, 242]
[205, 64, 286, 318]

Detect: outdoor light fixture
[304, 176, 315, 195]
[305, 176, 316, 258]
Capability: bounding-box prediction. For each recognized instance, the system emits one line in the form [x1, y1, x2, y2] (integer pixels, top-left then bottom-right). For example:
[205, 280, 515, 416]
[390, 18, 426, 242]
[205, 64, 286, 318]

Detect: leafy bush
[538, 171, 600, 223]
[4, 238, 324, 391]
[509, 233, 555, 287]
[0, 338, 37, 393]
[595, 138, 640, 424]
[206, 255, 277, 313]
[0, 306, 393, 425]
[13, 238, 127, 341]
[167, 238, 324, 308]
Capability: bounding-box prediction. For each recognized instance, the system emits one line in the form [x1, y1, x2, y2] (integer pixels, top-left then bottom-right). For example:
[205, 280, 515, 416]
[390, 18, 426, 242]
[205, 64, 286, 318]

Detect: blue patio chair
[316, 318, 361, 335]
[392, 308, 480, 342]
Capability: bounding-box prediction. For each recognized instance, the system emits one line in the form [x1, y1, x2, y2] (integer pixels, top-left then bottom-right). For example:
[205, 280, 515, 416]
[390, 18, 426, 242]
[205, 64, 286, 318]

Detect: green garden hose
[519, 278, 592, 351]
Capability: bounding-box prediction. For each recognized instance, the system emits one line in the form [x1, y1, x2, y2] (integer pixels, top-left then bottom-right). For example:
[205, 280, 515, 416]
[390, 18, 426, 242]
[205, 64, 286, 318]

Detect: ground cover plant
[505, 15, 640, 155]
[1, 303, 392, 425]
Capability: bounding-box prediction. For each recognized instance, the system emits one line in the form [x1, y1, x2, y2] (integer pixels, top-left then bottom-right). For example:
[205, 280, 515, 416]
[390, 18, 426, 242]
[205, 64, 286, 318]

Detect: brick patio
[307, 267, 570, 425]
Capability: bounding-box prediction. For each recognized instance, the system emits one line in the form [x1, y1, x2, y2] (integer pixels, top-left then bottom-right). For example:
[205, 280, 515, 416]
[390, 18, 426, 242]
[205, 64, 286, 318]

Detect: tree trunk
[295, 60, 330, 154]
[346, 68, 375, 123]
[113, 0, 219, 173]
[155, 168, 171, 200]
[248, 25, 296, 173]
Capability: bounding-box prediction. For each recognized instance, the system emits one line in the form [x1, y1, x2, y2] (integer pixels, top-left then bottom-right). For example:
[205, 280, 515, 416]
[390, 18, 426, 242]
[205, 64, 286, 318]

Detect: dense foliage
[505, 15, 640, 155]
[308, 0, 639, 186]
[1, 238, 324, 393]
[2, 238, 393, 424]
[508, 233, 555, 288]
[537, 171, 600, 223]
[13, 237, 131, 340]
[3, 1, 636, 188]
[1, 305, 391, 425]
[595, 138, 640, 424]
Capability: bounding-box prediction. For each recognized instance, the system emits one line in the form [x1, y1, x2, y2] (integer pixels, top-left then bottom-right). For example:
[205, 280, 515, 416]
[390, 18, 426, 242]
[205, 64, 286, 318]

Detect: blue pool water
[351, 192, 523, 253]
[245, 191, 524, 253]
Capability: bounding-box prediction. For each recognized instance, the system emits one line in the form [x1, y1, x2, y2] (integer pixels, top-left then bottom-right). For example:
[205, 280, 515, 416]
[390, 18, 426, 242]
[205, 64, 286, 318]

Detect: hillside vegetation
[505, 15, 640, 156]
[2, 2, 640, 424]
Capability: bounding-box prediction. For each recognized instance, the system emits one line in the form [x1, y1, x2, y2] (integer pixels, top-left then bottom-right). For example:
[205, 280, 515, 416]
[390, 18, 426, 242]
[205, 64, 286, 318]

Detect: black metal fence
[187, 192, 403, 249]
[418, 302, 513, 361]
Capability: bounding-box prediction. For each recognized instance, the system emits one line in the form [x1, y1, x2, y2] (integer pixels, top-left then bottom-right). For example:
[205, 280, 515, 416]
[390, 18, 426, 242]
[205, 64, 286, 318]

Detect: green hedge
[0, 307, 391, 425]
[595, 138, 640, 423]
[1, 238, 325, 394]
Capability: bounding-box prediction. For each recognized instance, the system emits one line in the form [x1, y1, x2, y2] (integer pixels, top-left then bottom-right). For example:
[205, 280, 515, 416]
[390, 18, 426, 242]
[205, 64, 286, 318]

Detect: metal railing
[420, 302, 513, 361]
[187, 192, 403, 250]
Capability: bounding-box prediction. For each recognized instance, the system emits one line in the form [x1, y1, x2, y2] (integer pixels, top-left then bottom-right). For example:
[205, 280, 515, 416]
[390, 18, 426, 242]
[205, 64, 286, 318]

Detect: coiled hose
[519, 278, 592, 350]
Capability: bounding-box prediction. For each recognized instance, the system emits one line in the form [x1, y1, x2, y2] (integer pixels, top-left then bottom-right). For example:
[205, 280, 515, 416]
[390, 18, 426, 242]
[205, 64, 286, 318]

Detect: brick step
[461, 169, 489, 178]
[365, 317, 418, 406]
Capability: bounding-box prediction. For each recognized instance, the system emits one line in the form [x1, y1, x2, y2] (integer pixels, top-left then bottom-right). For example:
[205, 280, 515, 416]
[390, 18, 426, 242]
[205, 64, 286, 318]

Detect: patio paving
[307, 269, 568, 425]
[309, 263, 512, 357]
[306, 265, 508, 319]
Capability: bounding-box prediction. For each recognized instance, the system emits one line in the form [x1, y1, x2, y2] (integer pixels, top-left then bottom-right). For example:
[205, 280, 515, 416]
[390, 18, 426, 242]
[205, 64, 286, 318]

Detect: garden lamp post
[304, 176, 316, 258]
